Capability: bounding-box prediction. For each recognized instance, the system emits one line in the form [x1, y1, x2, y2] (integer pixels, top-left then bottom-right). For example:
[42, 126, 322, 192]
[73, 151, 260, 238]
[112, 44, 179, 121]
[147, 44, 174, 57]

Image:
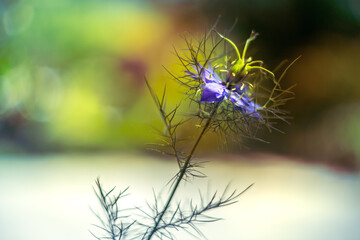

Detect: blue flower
[186, 64, 261, 119]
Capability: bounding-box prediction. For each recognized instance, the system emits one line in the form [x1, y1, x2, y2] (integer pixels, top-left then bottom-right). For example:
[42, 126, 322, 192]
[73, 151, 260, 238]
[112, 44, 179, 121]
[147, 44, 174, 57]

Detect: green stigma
[215, 31, 275, 78]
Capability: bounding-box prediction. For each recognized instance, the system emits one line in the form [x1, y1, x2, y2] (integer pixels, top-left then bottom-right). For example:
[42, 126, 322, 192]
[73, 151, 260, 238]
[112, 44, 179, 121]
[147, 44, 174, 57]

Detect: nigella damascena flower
[186, 64, 261, 119]
[173, 30, 295, 138]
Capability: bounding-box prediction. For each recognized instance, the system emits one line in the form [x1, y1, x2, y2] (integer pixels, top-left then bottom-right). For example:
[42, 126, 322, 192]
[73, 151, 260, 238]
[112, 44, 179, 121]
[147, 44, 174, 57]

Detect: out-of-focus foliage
[0, 0, 359, 169]
[0, 0, 175, 151]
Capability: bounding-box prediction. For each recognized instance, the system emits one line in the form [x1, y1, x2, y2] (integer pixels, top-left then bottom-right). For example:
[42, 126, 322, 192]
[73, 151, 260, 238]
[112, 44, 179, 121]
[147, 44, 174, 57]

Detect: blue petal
[200, 83, 228, 103]
[189, 63, 223, 85]
[229, 92, 261, 118]
[200, 67, 223, 84]
[233, 85, 246, 94]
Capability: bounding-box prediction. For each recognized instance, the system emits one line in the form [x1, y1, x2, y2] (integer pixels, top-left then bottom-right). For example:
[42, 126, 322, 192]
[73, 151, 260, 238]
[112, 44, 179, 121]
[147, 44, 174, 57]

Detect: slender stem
[146, 108, 217, 240]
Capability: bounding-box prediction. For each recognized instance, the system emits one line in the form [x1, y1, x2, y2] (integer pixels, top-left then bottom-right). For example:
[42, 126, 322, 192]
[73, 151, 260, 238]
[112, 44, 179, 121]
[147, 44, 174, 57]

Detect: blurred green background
[0, 1, 360, 240]
[0, 0, 359, 169]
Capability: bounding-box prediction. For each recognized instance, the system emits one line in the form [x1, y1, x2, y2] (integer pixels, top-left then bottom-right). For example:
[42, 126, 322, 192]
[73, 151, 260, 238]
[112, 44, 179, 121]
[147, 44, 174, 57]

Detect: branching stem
[146, 106, 218, 240]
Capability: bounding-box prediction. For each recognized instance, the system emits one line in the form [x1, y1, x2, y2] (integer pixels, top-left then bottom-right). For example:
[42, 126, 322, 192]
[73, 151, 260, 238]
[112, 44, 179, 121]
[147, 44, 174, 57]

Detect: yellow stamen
[240, 83, 245, 90]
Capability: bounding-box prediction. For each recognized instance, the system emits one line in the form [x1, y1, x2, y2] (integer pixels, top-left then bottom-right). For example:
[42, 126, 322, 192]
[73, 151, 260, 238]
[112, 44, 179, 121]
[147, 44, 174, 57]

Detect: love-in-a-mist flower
[174, 30, 295, 139]
[187, 64, 261, 119]
[184, 31, 279, 123]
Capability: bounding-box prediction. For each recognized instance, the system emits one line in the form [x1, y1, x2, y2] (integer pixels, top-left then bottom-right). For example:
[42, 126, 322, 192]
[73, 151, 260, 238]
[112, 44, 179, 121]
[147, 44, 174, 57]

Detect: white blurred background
[1, 154, 359, 240]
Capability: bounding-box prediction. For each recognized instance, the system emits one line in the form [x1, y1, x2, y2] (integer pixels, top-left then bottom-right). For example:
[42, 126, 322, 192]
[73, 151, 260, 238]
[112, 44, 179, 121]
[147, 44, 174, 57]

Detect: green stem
[146, 108, 217, 240]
